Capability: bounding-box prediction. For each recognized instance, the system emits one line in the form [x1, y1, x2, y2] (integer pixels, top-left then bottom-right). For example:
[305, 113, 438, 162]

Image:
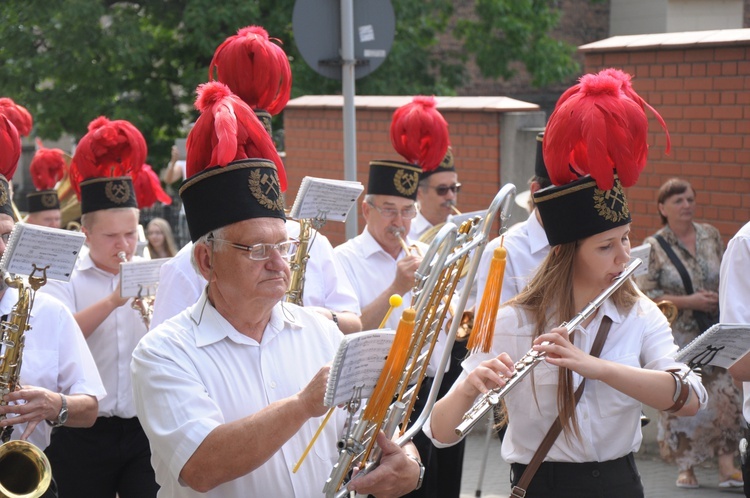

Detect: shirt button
[270, 381, 277, 389]
[592, 469, 600, 478]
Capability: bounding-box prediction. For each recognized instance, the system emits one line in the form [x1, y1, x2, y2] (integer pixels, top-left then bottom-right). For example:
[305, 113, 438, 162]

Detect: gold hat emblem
[394, 169, 419, 197]
[594, 182, 629, 223]
[105, 179, 132, 205]
[249, 169, 284, 212]
[41, 192, 58, 208]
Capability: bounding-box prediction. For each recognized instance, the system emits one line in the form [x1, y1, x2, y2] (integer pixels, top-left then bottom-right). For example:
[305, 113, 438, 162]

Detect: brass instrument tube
[455, 258, 643, 437]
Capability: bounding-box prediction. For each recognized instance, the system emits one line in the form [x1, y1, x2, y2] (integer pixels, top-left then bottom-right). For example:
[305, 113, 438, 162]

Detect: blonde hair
[146, 217, 178, 257]
[505, 241, 640, 438]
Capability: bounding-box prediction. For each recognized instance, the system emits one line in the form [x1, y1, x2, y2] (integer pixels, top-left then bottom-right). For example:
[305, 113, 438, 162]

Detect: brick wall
[580, 32, 750, 246]
[283, 96, 539, 246]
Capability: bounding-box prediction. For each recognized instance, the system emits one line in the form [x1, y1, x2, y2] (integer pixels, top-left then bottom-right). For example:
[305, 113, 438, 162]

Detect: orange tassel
[468, 244, 507, 354]
[362, 308, 416, 424]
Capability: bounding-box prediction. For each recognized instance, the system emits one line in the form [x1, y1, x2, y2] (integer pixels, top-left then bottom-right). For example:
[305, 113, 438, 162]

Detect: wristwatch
[46, 394, 68, 428]
[407, 455, 425, 490]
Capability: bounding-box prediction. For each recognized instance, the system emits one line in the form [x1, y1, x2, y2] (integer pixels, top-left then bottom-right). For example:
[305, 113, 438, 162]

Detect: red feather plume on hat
[0, 97, 33, 137]
[209, 26, 292, 116]
[132, 164, 172, 208]
[30, 139, 67, 191]
[70, 116, 147, 198]
[390, 96, 450, 173]
[543, 70, 667, 191]
[186, 82, 287, 191]
[0, 116, 21, 181]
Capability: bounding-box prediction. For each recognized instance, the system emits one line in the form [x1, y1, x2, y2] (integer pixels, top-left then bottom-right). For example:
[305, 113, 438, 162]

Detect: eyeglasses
[367, 202, 417, 220]
[428, 183, 461, 196]
[209, 236, 300, 261]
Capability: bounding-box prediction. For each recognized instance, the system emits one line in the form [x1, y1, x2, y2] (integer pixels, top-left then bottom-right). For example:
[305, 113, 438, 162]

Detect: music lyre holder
[683, 345, 725, 379]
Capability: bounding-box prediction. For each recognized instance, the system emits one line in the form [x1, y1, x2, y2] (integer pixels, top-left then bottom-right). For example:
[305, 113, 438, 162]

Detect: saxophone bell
[0, 440, 52, 498]
[0, 270, 53, 498]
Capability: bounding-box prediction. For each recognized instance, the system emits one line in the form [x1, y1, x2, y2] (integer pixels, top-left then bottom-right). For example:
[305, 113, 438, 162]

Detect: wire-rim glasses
[209, 235, 300, 261]
[367, 202, 417, 220]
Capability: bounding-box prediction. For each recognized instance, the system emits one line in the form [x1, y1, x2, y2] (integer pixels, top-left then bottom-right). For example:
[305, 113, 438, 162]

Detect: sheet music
[325, 329, 396, 407]
[0, 222, 85, 282]
[630, 243, 651, 277]
[119, 258, 169, 298]
[289, 177, 364, 222]
[675, 323, 750, 369]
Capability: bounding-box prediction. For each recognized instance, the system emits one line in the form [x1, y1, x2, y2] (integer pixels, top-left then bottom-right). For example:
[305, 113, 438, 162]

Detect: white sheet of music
[630, 243, 651, 278]
[0, 222, 85, 282]
[289, 176, 364, 222]
[119, 258, 169, 298]
[675, 323, 750, 369]
[325, 329, 396, 407]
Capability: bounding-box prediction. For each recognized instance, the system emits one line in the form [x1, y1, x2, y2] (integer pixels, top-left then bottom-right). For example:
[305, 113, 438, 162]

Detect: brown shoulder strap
[510, 316, 613, 498]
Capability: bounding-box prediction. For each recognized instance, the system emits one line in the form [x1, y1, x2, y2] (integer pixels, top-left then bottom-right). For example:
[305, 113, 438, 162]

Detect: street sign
[292, 0, 395, 80]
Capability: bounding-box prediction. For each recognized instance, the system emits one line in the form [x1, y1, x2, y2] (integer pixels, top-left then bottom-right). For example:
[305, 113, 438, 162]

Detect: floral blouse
[636, 223, 723, 343]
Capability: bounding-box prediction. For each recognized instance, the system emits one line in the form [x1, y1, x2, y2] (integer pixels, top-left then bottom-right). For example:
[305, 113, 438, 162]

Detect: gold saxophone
[323, 184, 516, 497]
[117, 252, 153, 330]
[0, 267, 53, 498]
[285, 218, 313, 306]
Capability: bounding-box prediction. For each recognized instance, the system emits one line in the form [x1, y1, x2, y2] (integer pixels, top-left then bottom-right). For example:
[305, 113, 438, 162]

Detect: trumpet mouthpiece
[117, 251, 127, 262]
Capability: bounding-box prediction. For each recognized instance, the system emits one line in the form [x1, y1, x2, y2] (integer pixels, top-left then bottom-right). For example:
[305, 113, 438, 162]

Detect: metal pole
[341, 0, 358, 239]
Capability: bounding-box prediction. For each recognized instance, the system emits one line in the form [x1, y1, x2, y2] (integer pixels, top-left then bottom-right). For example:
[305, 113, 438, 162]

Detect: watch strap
[407, 455, 425, 490]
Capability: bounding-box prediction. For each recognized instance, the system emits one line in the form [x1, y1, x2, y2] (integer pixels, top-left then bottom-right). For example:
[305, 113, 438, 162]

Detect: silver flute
[455, 258, 643, 437]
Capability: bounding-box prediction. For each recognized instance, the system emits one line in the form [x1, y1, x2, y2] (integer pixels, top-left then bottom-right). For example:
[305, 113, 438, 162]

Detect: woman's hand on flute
[459, 353, 515, 398]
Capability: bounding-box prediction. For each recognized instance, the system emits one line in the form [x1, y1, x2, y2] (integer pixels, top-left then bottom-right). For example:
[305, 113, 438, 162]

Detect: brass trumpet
[657, 300, 678, 325]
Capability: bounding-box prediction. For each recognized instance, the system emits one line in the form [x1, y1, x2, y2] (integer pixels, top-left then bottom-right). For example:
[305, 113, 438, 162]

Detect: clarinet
[455, 258, 642, 437]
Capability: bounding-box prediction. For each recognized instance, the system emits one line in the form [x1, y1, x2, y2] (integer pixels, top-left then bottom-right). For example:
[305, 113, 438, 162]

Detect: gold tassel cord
[358, 308, 416, 464]
[467, 243, 507, 354]
[294, 293, 404, 472]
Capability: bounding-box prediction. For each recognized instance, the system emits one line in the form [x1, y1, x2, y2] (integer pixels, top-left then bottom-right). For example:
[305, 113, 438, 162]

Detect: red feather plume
[187, 82, 286, 191]
[389, 96, 450, 173]
[209, 26, 292, 115]
[543, 71, 658, 190]
[70, 116, 147, 196]
[0, 97, 32, 137]
[30, 139, 67, 191]
[0, 116, 21, 180]
[132, 164, 172, 208]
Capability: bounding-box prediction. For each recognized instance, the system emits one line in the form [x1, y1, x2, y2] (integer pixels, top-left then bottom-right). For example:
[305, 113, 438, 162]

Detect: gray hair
[190, 226, 228, 273]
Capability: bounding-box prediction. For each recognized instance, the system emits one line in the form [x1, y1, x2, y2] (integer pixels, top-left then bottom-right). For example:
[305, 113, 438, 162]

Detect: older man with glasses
[409, 148, 460, 240]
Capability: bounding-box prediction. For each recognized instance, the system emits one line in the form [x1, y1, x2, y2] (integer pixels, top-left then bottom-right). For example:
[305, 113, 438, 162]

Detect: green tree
[0, 0, 579, 168]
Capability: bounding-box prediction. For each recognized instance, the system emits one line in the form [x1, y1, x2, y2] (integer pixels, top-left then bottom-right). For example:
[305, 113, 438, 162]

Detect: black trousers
[510, 452, 644, 498]
[400, 377, 436, 498]
[45, 416, 159, 498]
[432, 338, 468, 498]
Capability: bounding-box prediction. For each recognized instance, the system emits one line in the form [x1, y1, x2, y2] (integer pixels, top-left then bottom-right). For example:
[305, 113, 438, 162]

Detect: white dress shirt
[424, 296, 707, 463]
[719, 221, 750, 422]
[131, 290, 346, 498]
[150, 220, 360, 329]
[334, 227, 447, 376]
[408, 211, 433, 240]
[41, 253, 146, 418]
[1, 288, 106, 449]
[334, 227, 425, 331]
[474, 210, 550, 305]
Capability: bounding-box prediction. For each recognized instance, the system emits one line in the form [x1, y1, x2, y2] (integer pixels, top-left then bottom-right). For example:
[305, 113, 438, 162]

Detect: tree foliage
[0, 0, 579, 167]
